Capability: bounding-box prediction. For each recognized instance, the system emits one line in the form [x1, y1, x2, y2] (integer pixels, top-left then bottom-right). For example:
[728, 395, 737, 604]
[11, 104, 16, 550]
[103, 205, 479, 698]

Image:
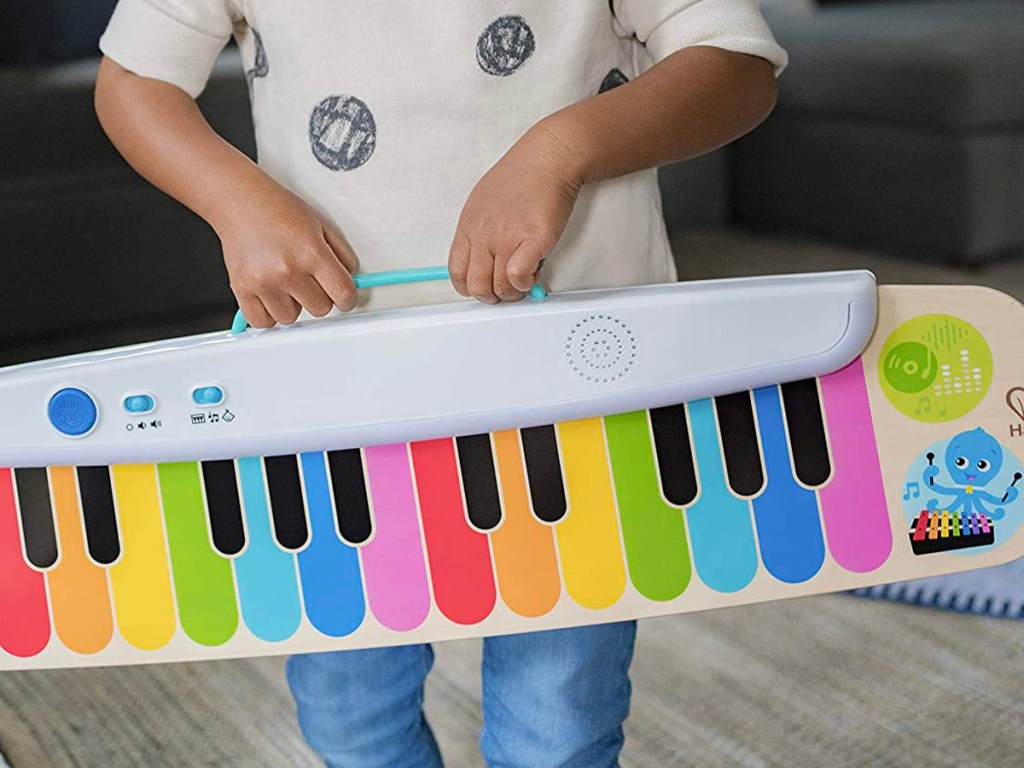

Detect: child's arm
[449, 45, 778, 304]
[95, 57, 359, 328]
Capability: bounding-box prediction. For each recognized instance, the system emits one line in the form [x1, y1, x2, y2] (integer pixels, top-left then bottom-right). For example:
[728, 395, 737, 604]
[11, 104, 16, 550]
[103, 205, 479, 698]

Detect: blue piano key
[297, 452, 366, 637]
[685, 399, 759, 593]
[235, 457, 303, 642]
[751, 387, 826, 584]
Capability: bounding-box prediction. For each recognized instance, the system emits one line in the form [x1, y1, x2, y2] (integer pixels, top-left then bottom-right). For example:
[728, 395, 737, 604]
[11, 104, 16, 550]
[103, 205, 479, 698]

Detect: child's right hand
[216, 184, 359, 328]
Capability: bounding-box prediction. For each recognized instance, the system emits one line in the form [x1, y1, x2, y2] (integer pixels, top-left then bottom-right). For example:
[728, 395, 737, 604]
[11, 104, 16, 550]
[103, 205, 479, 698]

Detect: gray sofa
[2, 0, 1022, 366]
[0, 51, 256, 365]
[735, 0, 1024, 264]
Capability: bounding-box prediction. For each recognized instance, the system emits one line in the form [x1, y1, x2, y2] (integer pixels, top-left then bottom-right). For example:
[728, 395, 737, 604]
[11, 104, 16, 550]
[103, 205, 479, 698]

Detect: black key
[14, 468, 58, 569]
[649, 406, 698, 507]
[326, 449, 373, 545]
[264, 455, 309, 550]
[202, 460, 246, 556]
[520, 425, 567, 524]
[715, 392, 765, 497]
[456, 434, 503, 531]
[781, 379, 832, 487]
[77, 466, 121, 565]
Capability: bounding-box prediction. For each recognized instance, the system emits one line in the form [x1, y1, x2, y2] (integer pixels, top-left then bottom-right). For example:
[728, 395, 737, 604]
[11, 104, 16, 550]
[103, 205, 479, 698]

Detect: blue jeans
[287, 621, 637, 768]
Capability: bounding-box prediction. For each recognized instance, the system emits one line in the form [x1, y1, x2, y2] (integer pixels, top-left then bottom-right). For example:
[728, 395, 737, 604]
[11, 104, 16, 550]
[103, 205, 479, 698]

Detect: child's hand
[217, 184, 360, 328]
[449, 123, 583, 303]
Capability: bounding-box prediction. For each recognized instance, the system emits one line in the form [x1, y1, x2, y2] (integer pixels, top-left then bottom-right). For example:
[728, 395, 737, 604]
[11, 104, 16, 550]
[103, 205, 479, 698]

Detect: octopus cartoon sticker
[902, 429, 1024, 555]
[879, 314, 992, 422]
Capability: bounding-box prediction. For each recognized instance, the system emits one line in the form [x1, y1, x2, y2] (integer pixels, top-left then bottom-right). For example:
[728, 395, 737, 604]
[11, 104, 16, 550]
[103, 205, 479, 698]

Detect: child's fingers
[321, 223, 360, 275]
[238, 294, 275, 329]
[292, 276, 336, 318]
[466, 247, 499, 304]
[313, 255, 359, 312]
[262, 291, 302, 325]
[507, 239, 548, 292]
[448, 231, 472, 297]
[492, 251, 525, 302]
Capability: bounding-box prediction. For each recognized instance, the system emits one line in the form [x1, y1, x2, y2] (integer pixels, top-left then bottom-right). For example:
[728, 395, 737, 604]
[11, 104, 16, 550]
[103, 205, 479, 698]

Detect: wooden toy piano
[1, 270, 1023, 670]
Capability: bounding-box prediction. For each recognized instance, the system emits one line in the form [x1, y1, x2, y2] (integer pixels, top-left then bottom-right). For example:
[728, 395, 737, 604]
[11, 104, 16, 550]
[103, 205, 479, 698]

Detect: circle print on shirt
[476, 16, 536, 76]
[309, 95, 377, 171]
[599, 68, 629, 94]
[878, 314, 993, 423]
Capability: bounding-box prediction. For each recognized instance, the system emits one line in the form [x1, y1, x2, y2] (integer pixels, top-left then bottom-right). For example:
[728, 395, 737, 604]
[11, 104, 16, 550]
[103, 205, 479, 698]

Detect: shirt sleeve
[611, 0, 788, 76]
[99, 0, 239, 97]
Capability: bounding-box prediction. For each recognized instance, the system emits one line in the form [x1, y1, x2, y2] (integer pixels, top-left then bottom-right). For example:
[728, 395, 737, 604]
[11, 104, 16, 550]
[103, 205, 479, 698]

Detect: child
[96, 2, 786, 765]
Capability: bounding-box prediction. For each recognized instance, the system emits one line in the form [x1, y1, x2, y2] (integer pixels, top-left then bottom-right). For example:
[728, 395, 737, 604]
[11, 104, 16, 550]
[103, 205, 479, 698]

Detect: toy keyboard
[1, 272, 1023, 669]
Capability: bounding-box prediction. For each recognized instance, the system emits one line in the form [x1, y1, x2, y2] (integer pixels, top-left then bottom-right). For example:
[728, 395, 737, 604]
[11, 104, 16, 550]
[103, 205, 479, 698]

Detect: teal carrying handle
[230, 265, 548, 335]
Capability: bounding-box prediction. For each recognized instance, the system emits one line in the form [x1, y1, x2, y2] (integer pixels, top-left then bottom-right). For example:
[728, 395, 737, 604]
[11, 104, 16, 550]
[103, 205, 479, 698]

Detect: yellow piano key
[110, 464, 176, 651]
[555, 418, 626, 610]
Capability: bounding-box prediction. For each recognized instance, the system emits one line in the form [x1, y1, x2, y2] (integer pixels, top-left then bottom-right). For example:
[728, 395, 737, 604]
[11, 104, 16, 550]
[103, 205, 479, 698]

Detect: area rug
[854, 559, 1024, 618]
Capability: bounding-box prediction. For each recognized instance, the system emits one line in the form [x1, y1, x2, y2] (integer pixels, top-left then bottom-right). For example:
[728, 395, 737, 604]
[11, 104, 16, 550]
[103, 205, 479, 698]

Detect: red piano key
[0, 468, 51, 657]
[411, 439, 496, 626]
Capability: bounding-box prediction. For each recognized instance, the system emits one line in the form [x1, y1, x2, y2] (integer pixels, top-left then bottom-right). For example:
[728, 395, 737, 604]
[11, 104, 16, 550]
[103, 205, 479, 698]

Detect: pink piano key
[979, 513, 991, 534]
[818, 358, 893, 572]
[361, 444, 431, 632]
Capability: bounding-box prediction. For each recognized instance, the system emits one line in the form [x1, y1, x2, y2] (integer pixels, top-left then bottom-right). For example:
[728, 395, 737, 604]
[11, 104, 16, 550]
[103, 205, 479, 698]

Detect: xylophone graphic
[1, 271, 1023, 670]
[908, 510, 994, 555]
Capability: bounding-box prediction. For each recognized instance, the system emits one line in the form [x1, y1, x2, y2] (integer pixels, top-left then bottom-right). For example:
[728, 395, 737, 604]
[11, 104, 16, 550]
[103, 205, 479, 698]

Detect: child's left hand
[449, 121, 583, 303]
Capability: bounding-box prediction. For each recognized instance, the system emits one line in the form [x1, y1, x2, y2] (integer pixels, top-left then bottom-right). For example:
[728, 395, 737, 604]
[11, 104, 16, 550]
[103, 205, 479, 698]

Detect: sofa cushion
[0, 0, 116, 65]
[0, 50, 253, 184]
[765, 1, 1024, 128]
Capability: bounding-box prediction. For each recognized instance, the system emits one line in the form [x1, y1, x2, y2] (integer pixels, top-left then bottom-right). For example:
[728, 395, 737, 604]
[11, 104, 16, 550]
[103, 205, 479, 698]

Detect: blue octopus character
[923, 428, 1020, 521]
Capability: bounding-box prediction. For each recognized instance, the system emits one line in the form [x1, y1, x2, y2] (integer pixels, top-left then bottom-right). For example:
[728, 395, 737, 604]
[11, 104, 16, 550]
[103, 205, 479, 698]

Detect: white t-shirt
[100, 0, 787, 311]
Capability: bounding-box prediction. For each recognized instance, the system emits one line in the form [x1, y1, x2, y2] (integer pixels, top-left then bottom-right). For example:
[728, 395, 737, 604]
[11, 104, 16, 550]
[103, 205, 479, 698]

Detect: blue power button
[48, 388, 98, 437]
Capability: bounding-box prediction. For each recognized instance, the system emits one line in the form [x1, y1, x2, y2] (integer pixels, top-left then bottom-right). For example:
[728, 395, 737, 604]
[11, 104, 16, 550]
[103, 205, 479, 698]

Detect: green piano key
[158, 462, 238, 646]
[605, 410, 692, 601]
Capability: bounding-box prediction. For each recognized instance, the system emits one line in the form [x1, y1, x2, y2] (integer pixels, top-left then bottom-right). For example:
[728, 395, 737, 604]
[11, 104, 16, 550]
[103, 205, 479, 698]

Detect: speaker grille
[565, 313, 637, 384]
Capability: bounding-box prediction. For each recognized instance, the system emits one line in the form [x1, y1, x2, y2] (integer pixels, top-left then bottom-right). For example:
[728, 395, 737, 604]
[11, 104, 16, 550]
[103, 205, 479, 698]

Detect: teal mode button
[48, 388, 98, 437]
[192, 386, 225, 406]
[123, 394, 156, 414]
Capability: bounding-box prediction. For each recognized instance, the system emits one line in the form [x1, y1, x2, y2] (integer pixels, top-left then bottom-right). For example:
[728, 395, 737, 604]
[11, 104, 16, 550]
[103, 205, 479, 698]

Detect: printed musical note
[903, 482, 921, 501]
[914, 397, 932, 415]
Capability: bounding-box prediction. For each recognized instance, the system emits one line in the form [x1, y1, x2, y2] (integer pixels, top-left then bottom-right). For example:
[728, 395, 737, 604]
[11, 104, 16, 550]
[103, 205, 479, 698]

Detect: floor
[1, 228, 1022, 766]
[0, 595, 1021, 768]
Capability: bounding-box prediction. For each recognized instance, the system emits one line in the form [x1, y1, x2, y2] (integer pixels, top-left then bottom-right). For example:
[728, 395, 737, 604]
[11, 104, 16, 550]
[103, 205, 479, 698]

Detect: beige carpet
[0, 596, 1021, 767]
[2, 229, 1022, 766]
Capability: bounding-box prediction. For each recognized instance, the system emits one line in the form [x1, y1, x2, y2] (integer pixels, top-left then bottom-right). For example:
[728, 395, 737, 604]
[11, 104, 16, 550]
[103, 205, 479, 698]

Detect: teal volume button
[48, 388, 98, 436]
[124, 394, 156, 414]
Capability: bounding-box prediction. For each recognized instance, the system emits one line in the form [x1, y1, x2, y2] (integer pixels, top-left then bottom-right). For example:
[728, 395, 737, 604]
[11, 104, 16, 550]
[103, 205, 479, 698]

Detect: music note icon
[903, 481, 921, 501]
[914, 397, 932, 415]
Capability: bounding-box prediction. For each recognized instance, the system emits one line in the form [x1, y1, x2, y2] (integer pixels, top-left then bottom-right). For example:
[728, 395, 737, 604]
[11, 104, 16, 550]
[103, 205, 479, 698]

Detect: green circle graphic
[878, 314, 992, 422]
